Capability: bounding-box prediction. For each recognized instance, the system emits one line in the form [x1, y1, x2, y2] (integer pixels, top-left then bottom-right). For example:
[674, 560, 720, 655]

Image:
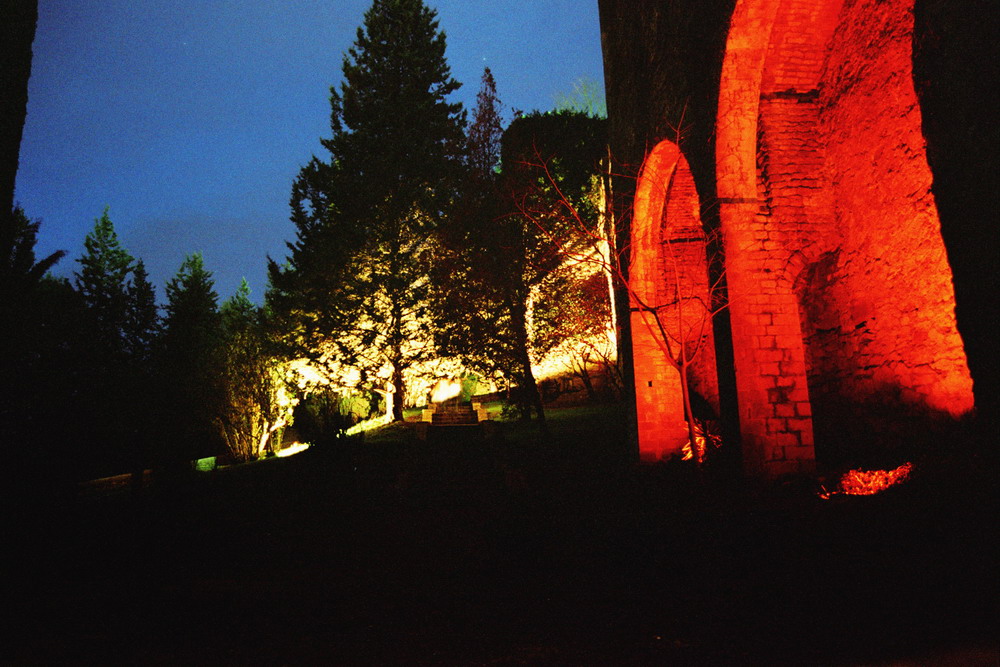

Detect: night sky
[15, 0, 605, 303]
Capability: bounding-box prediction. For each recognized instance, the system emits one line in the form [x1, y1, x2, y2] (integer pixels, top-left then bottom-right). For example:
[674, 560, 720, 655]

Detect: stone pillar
[720, 201, 816, 476]
[717, 0, 817, 477]
[629, 142, 690, 460]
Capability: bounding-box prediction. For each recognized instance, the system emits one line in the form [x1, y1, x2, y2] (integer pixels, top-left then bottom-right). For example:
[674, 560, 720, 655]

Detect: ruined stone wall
[655, 153, 720, 416]
[629, 139, 720, 460]
[600, 0, 740, 461]
[630, 141, 690, 459]
[601, 0, 988, 474]
[804, 0, 974, 463]
[715, 0, 835, 476]
[728, 0, 840, 475]
[715, 0, 976, 475]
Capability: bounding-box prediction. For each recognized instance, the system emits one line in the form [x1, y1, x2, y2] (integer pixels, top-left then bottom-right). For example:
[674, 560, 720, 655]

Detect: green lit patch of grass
[332, 401, 628, 454]
[193, 456, 217, 472]
[359, 420, 416, 445]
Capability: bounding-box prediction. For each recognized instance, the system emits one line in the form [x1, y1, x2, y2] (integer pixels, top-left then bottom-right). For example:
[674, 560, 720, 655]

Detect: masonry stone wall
[655, 145, 720, 418]
[630, 140, 719, 460]
[804, 0, 973, 464]
[717, 0, 974, 475]
[601, 0, 988, 476]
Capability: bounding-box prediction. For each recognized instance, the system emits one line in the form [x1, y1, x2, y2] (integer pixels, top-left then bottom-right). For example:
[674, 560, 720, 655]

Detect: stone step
[432, 403, 475, 414]
[431, 412, 478, 425]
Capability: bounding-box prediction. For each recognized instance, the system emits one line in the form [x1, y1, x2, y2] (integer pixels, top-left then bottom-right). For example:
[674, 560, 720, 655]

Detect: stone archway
[717, 0, 973, 476]
[630, 139, 716, 461]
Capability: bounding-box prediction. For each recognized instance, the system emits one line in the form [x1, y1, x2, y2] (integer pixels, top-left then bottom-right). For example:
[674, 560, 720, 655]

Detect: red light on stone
[820, 462, 914, 498]
[714, 0, 974, 478]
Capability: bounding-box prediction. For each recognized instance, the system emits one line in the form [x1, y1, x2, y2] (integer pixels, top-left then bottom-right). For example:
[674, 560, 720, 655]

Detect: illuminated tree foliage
[270, 0, 464, 420]
[500, 111, 608, 421]
[431, 68, 511, 395]
[532, 270, 619, 401]
[552, 75, 607, 119]
[216, 280, 286, 462]
[434, 108, 609, 422]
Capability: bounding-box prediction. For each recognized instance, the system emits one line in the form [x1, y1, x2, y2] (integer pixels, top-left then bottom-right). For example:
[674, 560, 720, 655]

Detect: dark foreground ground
[7, 412, 998, 665]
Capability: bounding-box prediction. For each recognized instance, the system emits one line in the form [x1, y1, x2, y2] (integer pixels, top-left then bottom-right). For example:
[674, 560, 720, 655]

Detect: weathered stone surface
[602, 0, 989, 477]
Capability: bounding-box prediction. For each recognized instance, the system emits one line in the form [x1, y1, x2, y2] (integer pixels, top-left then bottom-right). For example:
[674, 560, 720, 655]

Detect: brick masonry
[716, 0, 972, 475]
[805, 0, 974, 463]
[630, 141, 718, 460]
[604, 0, 981, 477]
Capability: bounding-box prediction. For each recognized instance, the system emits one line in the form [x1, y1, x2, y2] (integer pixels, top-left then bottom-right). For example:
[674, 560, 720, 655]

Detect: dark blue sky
[15, 0, 604, 303]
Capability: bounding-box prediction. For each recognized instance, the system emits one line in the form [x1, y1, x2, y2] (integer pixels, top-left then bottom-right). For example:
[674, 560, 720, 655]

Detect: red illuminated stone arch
[717, 0, 974, 476]
[630, 139, 716, 461]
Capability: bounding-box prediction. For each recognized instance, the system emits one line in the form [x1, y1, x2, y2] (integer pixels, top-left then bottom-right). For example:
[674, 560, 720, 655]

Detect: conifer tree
[75, 209, 160, 363]
[271, 0, 465, 420]
[160, 253, 223, 462]
[1, 206, 67, 381]
[124, 259, 159, 364]
[119, 258, 160, 475]
[164, 253, 219, 349]
[1, 206, 65, 302]
[1, 207, 74, 482]
[431, 67, 519, 406]
[75, 208, 133, 357]
[466, 67, 503, 178]
[217, 279, 285, 461]
[73, 209, 162, 473]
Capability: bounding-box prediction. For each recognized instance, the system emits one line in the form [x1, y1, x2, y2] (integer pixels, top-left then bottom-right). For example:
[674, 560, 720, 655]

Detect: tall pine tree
[124, 259, 159, 364]
[431, 68, 520, 407]
[75, 208, 133, 358]
[73, 209, 162, 475]
[271, 0, 465, 420]
[159, 253, 223, 463]
[466, 67, 503, 178]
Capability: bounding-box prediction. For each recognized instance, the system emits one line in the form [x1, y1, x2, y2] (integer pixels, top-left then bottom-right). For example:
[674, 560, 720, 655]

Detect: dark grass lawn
[8, 405, 998, 665]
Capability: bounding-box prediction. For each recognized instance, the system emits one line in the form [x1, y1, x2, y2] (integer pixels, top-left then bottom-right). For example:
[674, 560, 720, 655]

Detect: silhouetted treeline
[2, 207, 285, 488]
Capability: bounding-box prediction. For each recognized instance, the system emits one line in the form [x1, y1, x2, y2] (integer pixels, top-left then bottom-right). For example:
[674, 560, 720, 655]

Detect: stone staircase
[429, 398, 478, 425]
